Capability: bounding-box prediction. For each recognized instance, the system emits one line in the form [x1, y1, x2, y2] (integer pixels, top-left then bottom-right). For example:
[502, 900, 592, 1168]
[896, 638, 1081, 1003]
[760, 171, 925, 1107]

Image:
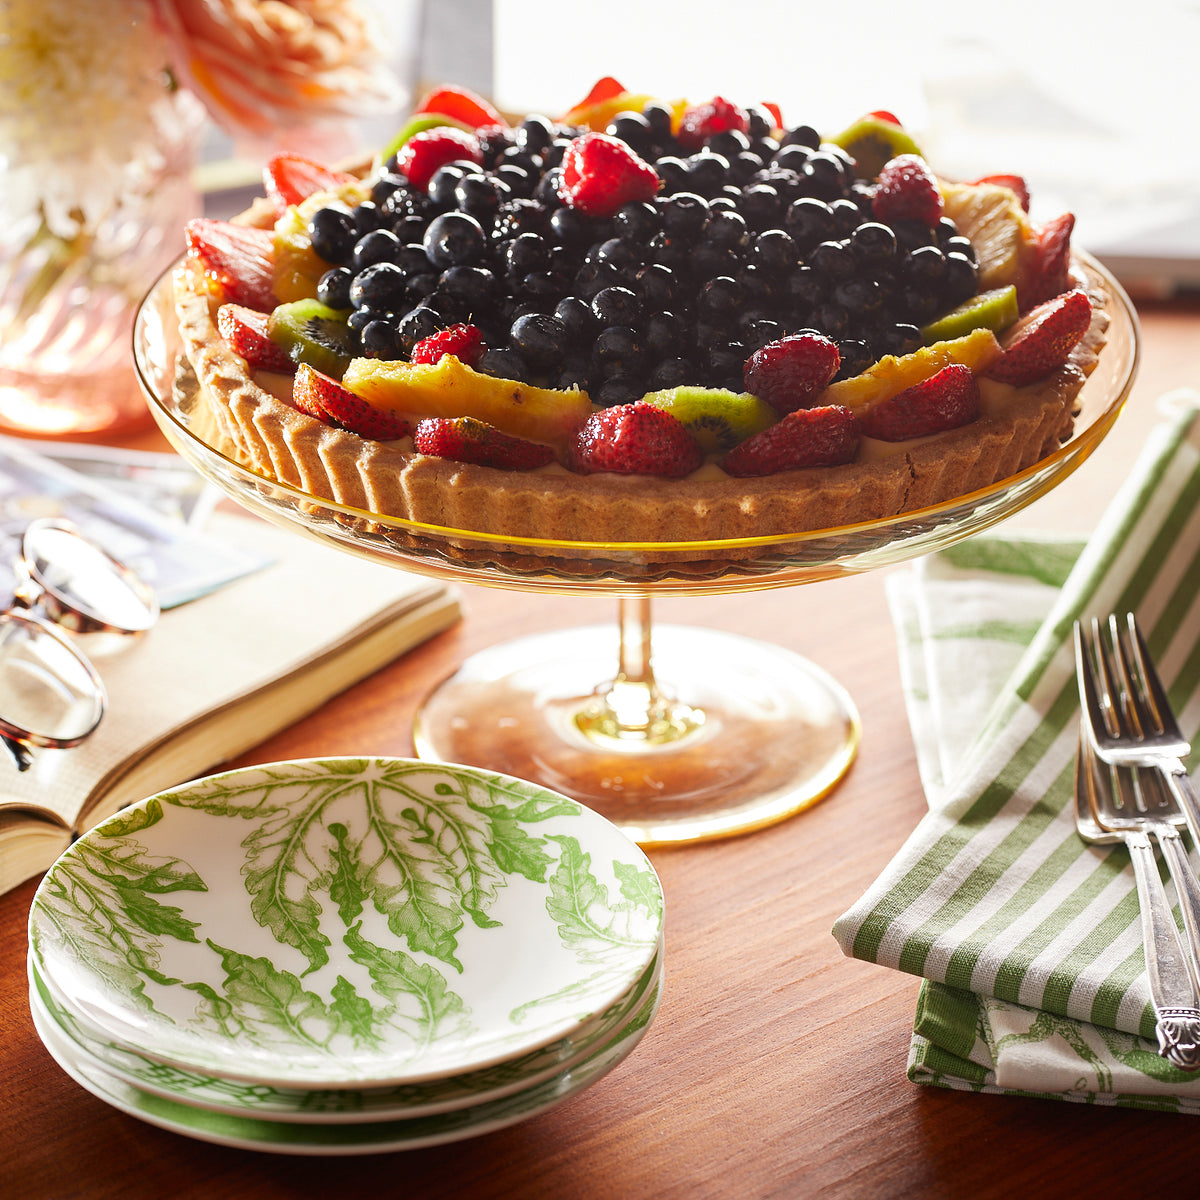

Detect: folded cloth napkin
[833, 388, 1200, 1111]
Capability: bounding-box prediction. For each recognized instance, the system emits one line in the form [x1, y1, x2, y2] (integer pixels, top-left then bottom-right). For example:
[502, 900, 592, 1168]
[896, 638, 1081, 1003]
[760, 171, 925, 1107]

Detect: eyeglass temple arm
[2, 735, 33, 771]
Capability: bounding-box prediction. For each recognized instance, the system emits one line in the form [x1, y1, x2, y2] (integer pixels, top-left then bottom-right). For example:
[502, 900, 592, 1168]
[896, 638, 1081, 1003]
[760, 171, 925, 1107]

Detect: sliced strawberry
[558, 133, 658, 219]
[395, 127, 483, 191]
[573, 402, 702, 478]
[761, 101, 784, 131]
[986, 288, 1092, 387]
[872, 154, 943, 227]
[410, 323, 485, 367]
[677, 97, 750, 151]
[867, 109, 903, 126]
[968, 172, 1030, 212]
[217, 303, 295, 373]
[859, 364, 979, 441]
[743, 332, 841, 414]
[294, 364, 411, 439]
[723, 406, 859, 477]
[1019, 212, 1076, 310]
[565, 76, 628, 117]
[185, 218, 276, 311]
[263, 154, 357, 216]
[413, 83, 504, 130]
[414, 416, 555, 469]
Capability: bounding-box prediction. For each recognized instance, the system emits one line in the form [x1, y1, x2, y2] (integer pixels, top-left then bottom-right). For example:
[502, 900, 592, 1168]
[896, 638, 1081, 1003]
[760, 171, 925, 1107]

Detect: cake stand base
[412, 624, 860, 846]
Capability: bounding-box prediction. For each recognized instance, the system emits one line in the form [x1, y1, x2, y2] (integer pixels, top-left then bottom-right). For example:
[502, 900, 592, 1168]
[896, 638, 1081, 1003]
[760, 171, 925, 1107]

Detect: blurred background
[203, 0, 1200, 297]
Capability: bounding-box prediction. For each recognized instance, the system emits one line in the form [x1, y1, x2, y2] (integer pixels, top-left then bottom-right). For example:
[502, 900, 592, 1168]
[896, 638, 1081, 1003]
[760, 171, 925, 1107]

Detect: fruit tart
[172, 80, 1110, 559]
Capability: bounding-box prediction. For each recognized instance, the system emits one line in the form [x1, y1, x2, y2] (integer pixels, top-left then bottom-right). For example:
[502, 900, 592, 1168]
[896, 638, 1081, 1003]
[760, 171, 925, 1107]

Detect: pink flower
[148, 0, 402, 152]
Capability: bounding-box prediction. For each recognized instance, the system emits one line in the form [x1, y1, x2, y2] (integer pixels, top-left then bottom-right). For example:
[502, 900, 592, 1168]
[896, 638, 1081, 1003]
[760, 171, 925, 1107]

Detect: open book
[0, 511, 460, 895]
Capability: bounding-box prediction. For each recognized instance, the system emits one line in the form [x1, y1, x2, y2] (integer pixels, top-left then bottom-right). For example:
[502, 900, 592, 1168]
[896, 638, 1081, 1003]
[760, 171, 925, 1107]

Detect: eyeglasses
[0, 518, 158, 770]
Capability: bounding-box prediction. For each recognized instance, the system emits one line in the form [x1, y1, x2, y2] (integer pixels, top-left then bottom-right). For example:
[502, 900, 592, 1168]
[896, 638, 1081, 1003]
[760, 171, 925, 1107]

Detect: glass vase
[0, 91, 203, 439]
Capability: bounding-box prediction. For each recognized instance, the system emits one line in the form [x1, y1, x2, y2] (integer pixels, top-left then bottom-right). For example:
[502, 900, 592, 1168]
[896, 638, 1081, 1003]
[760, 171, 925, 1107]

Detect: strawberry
[761, 101, 784, 131]
[395, 127, 483, 191]
[263, 154, 357, 216]
[986, 288, 1092, 387]
[293, 364, 411, 439]
[573, 402, 702, 478]
[216, 304, 295, 373]
[743, 332, 841, 414]
[563, 76, 628, 120]
[410, 323, 485, 367]
[723, 406, 859, 477]
[872, 154, 943, 227]
[1019, 212, 1076, 311]
[867, 109, 903, 126]
[968, 172, 1030, 212]
[859, 364, 979, 441]
[414, 416, 555, 469]
[185, 218, 276, 311]
[413, 83, 504, 130]
[558, 133, 658, 219]
[677, 97, 750, 151]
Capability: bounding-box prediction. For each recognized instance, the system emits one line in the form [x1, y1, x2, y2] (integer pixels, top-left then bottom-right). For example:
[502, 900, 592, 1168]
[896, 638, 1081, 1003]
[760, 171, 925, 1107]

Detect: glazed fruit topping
[1020, 213, 1076, 311]
[558, 132, 659, 218]
[969, 173, 1030, 213]
[264, 154, 358, 216]
[414, 416, 556, 469]
[413, 83, 504, 129]
[186, 219, 277, 312]
[573, 401, 703, 477]
[859, 362, 979, 441]
[723, 405, 859, 476]
[411, 322, 486, 366]
[217, 303, 295, 373]
[293, 363, 412, 439]
[986, 288, 1092, 387]
[677, 97, 750, 151]
[743, 332, 841, 414]
[872, 154, 944, 227]
[395, 127, 484, 191]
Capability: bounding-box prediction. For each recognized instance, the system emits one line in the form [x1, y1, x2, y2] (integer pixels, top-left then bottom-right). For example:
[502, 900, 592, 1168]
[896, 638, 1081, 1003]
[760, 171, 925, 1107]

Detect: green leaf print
[545, 835, 660, 964]
[326, 823, 370, 926]
[613, 860, 663, 918]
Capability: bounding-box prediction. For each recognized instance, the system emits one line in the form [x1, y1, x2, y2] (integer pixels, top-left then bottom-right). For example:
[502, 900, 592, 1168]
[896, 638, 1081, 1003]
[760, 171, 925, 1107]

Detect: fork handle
[1160, 764, 1200, 850]
[1154, 828, 1200, 993]
[1125, 831, 1200, 1071]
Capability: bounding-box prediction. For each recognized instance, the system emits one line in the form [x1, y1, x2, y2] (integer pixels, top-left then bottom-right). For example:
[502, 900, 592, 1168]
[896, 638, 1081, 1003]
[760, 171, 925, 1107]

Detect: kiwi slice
[920, 285, 1019, 344]
[828, 115, 923, 180]
[379, 113, 472, 162]
[643, 387, 776, 453]
[267, 299, 357, 379]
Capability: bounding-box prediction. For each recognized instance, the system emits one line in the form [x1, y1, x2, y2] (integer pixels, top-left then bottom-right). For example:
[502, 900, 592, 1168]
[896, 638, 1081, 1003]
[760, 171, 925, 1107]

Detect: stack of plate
[27, 758, 665, 1154]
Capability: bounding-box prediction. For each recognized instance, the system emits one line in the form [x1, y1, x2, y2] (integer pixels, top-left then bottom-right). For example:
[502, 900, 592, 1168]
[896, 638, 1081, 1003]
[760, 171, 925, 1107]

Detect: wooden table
[4, 299, 1199, 1198]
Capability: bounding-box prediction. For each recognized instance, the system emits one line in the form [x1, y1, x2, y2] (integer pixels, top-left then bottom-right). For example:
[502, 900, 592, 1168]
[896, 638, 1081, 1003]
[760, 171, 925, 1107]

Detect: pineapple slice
[341, 355, 595, 446]
[940, 181, 1033, 290]
[817, 327, 1002, 412]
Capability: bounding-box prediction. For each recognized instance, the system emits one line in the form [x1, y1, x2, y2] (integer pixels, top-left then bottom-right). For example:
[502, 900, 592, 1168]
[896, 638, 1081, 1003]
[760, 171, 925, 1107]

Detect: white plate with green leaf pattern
[29, 758, 664, 1089]
[28, 937, 663, 1122]
[29, 959, 663, 1154]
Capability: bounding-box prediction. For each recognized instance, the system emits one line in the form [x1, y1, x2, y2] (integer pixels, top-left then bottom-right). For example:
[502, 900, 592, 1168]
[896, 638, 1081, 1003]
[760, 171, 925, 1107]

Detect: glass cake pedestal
[132, 255, 1138, 845]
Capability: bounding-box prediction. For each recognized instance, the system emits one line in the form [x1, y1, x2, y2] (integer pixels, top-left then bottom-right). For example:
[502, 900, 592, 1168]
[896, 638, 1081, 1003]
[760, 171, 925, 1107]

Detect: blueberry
[612, 200, 660, 241]
[829, 198, 863, 237]
[654, 156, 690, 194]
[495, 163, 536, 197]
[781, 124, 821, 151]
[427, 163, 470, 209]
[554, 295, 599, 344]
[606, 111, 654, 158]
[941, 252, 978, 304]
[596, 237, 641, 271]
[849, 222, 897, 263]
[505, 231, 550, 276]
[591, 325, 644, 377]
[703, 207, 749, 250]
[697, 276, 746, 323]
[360, 319, 403, 359]
[308, 206, 356, 264]
[800, 152, 846, 201]
[349, 261, 407, 310]
[550, 206, 594, 248]
[707, 129, 751, 160]
[423, 212, 486, 270]
[784, 197, 836, 250]
[454, 174, 507, 223]
[905, 244, 947, 284]
[438, 265, 496, 310]
[685, 151, 730, 197]
[510, 312, 568, 371]
[641, 101, 675, 146]
[591, 286, 641, 328]
[643, 311, 687, 358]
[352, 228, 402, 271]
[595, 374, 646, 406]
[515, 114, 556, 155]
[808, 239, 856, 283]
[316, 266, 354, 310]
[833, 276, 884, 316]
[395, 305, 443, 354]
[751, 229, 799, 276]
[634, 263, 682, 309]
[647, 356, 693, 389]
[660, 192, 710, 240]
[739, 183, 782, 229]
[476, 347, 530, 383]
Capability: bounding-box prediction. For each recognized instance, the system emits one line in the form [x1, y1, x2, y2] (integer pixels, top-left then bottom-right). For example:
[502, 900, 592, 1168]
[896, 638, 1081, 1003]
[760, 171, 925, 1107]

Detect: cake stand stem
[574, 597, 701, 745]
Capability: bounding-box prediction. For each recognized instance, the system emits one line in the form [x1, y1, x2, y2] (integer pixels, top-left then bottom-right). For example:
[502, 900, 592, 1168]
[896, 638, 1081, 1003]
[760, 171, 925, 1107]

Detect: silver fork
[1074, 613, 1200, 848]
[1075, 727, 1200, 1069]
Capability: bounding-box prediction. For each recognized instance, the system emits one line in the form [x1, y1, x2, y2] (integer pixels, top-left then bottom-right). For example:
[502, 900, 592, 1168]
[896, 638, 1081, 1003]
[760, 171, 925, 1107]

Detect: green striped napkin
[833, 390, 1200, 1110]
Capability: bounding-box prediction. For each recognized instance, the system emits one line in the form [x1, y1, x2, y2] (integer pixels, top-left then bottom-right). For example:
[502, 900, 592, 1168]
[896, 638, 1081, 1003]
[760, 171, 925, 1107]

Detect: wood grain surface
[4, 298, 1199, 1199]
